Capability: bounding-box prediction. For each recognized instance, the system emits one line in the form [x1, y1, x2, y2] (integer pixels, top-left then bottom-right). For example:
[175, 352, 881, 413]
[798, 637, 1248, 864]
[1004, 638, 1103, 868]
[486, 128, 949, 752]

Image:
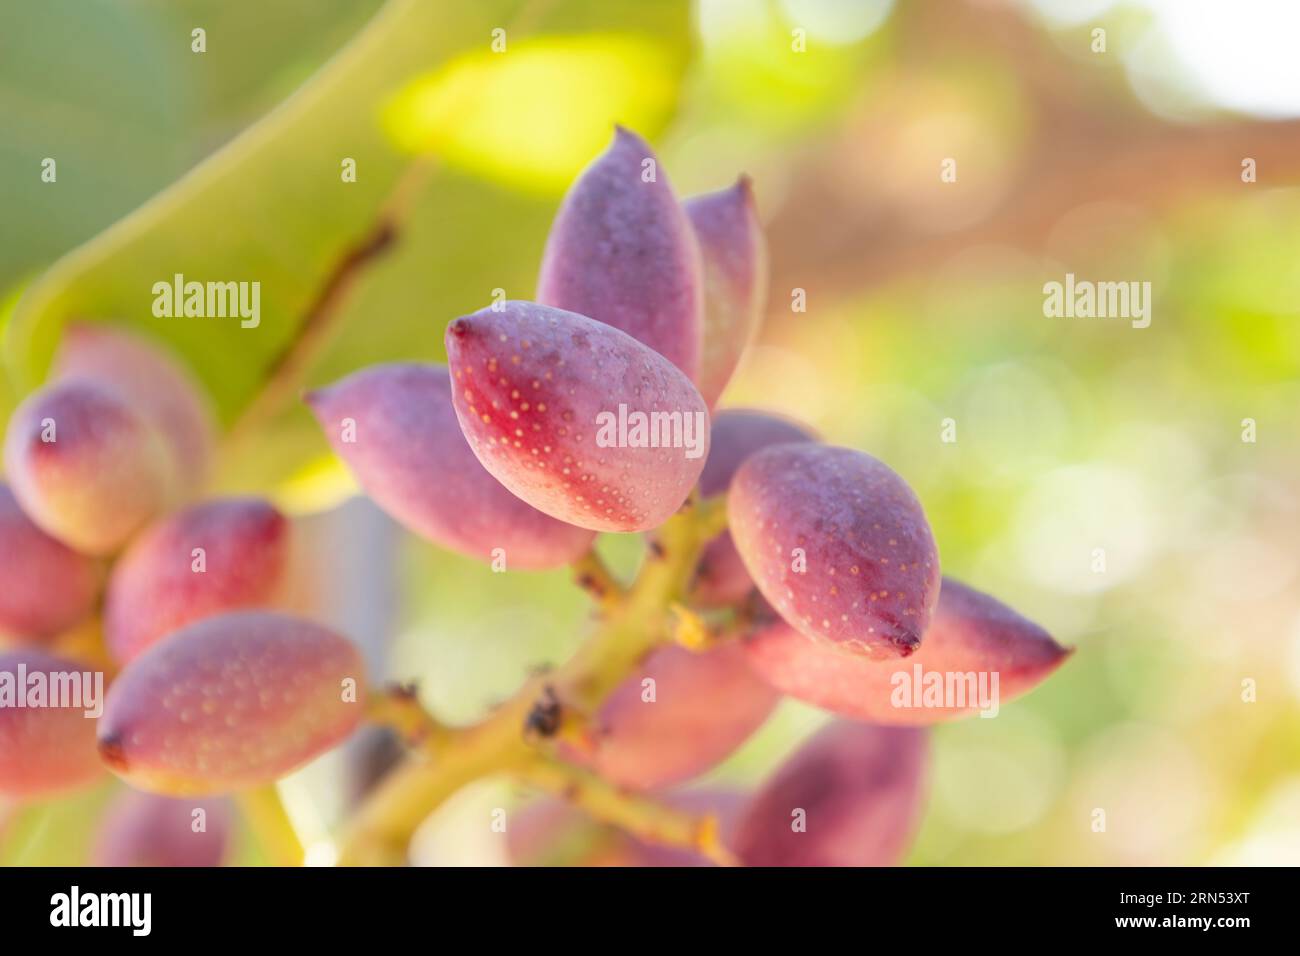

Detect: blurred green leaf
[385, 34, 681, 194]
[0, 0, 384, 294]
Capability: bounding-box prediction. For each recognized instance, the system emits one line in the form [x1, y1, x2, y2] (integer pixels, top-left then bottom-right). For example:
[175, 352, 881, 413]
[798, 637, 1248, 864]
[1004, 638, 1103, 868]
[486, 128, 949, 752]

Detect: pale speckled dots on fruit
[97, 611, 366, 795]
[445, 301, 709, 533]
[104, 498, 291, 664]
[728, 443, 940, 659]
[306, 362, 595, 568]
[690, 409, 816, 607]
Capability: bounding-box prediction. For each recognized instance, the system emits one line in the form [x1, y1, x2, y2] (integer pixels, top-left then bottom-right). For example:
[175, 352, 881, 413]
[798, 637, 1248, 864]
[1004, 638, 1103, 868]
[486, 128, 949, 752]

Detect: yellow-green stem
[237, 783, 305, 867]
[513, 755, 737, 866]
[337, 497, 723, 865]
[367, 684, 453, 752]
[570, 548, 625, 609]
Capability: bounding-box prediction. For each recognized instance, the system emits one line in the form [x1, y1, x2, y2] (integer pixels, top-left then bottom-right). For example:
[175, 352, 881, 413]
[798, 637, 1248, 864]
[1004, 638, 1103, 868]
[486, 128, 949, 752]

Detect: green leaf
[383, 34, 681, 194]
[0, 0, 385, 294]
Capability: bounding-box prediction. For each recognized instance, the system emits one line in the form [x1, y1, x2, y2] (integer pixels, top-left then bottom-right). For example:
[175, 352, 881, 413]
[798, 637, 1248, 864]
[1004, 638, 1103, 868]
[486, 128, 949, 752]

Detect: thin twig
[570, 548, 626, 608]
[221, 157, 435, 453]
[366, 683, 453, 754]
[513, 755, 737, 866]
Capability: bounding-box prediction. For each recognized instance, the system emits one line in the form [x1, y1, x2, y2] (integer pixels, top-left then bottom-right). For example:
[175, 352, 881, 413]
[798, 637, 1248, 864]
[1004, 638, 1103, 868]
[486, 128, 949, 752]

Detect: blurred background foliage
[2, 0, 1299, 865]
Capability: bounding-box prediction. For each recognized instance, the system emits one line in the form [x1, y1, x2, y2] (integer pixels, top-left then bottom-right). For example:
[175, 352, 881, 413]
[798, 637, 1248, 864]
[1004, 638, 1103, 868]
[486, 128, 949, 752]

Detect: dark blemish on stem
[576, 573, 605, 598]
[524, 686, 563, 739]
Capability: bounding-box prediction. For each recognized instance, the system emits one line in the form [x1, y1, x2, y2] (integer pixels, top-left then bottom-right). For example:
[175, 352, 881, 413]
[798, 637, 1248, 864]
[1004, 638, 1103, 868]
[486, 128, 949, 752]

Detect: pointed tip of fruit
[98, 734, 129, 773]
[301, 387, 325, 409]
[736, 175, 761, 217]
[1021, 613, 1071, 667]
[893, 630, 921, 657]
[447, 317, 471, 340]
[611, 124, 650, 152]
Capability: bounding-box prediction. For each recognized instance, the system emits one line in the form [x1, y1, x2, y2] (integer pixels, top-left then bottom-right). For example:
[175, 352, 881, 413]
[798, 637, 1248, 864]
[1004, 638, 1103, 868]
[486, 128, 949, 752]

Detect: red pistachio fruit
[732, 722, 928, 867]
[93, 790, 231, 867]
[537, 126, 703, 380]
[0, 484, 101, 642]
[743, 578, 1071, 724]
[685, 178, 768, 407]
[445, 301, 710, 533]
[306, 363, 595, 569]
[97, 611, 366, 796]
[54, 323, 216, 489]
[3, 380, 171, 555]
[728, 443, 940, 659]
[104, 498, 291, 664]
[562, 642, 780, 791]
